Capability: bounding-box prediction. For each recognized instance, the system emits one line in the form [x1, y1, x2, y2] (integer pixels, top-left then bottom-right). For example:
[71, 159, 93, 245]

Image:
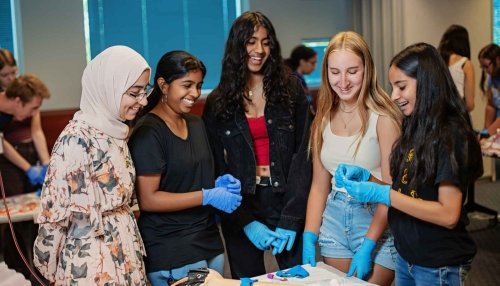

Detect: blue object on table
[276, 265, 309, 278]
[240, 277, 258, 286]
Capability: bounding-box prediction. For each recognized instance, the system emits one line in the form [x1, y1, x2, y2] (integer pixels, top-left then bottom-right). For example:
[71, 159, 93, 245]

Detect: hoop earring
[161, 94, 167, 103]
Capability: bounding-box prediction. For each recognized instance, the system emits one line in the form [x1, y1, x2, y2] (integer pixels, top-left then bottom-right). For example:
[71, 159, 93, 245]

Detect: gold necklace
[338, 110, 357, 129]
[247, 82, 263, 99]
[339, 103, 358, 113]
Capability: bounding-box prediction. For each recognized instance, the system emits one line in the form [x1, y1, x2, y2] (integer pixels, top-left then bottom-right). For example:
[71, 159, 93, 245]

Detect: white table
[253, 262, 376, 285]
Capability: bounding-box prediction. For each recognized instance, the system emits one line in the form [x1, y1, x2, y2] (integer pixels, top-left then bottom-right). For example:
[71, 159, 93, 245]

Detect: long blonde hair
[309, 31, 401, 157]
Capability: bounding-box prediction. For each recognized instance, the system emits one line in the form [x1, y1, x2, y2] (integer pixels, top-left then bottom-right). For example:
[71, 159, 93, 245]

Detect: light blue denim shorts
[319, 190, 396, 270]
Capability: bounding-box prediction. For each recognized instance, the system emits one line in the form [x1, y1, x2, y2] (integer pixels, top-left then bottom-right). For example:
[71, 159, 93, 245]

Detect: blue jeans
[319, 190, 396, 270]
[395, 254, 472, 286]
[147, 253, 224, 286]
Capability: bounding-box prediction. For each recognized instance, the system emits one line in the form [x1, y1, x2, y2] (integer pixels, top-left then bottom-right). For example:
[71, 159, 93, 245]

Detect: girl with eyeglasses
[34, 45, 151, 285]
[478, 43, 500, 137]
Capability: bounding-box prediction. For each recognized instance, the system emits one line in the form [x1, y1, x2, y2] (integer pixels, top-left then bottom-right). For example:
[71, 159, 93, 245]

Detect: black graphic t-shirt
[389, 142, 476, 267]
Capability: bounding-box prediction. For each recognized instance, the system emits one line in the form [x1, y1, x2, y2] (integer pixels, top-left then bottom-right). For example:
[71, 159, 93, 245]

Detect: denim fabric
[147, 254, 224, 286]
[202, 77, 312, 231]
[319, 190, 396, 270]
[395, 254, 472, 286]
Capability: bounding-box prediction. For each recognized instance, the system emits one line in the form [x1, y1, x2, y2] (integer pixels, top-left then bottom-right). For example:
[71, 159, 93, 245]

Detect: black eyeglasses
[124, 84, 154, 102]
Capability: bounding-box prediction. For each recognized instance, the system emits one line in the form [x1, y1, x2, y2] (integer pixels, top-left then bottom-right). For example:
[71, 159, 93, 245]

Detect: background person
[128, 50, 241, 285]
[203, 11, 312, 278]
[284, 45, 318, 112]
[303, 31, 401, 286]
[0, 48, 51, 196]
[33, 45, 151, 285]
[0, 74, 50, 279]
[477, 43, 500, 137]
[438, 25, 475, 112]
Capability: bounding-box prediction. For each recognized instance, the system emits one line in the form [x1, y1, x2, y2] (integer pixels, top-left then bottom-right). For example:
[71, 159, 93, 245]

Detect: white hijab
[73, 45, 150, 139]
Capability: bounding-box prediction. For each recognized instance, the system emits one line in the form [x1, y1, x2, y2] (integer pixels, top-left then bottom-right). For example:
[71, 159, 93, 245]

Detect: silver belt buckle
[256, 176, 262, 185]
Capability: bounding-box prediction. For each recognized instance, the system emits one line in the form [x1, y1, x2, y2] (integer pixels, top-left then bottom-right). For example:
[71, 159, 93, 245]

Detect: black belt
[256, 176, 272, 187]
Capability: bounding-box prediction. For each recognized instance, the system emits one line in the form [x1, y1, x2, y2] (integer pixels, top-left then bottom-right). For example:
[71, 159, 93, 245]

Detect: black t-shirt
[389, 141, 476, 267]
[128, 113, 223, 272]
[0, 112, 13, 132]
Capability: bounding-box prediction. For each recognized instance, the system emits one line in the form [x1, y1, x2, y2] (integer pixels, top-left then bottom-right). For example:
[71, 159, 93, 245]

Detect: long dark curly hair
[389, 43, 482, 190]
[209, 11, 293, 120]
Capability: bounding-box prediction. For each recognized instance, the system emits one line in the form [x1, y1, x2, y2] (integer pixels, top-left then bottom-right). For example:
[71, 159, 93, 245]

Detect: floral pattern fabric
[34, 120, 147, 285]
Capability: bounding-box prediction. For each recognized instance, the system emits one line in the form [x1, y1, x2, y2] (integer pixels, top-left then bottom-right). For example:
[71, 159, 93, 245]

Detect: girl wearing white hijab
[34, 46, 151, 285]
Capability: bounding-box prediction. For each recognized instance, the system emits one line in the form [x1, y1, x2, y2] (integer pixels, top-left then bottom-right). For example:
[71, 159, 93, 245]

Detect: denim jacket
[202, 78, 312, 231]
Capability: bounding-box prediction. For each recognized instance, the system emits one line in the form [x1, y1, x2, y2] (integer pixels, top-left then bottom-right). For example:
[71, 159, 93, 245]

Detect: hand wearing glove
[479, 128, 490, 139]
[271, 227, 297, 255]
[41, 164, 48, 178]
[335, 164, 371, 189]
[243, 221, 284, 251]
[343, 180, 391, 206]
[302, 231, 318, 267]
[202, 187, 242, 213]
[215, 174, 241, 194]
[26, 165, 44, 185]
[347, 237, 377, 280]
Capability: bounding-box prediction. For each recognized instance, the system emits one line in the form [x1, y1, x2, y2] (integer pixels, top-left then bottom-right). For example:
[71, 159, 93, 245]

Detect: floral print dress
[34, 120, 147, 286]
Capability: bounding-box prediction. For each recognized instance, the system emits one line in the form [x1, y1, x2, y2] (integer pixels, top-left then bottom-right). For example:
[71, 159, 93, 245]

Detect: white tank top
[449, 57, 467, 99]
[320, 111, 382, 192]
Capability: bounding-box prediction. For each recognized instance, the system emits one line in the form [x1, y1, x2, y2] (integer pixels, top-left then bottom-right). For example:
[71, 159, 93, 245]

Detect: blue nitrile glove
[215, 174, 241, 194]
[26, 165, 44, 185]
[243, 221, 284, 251]
[347, 237, 376, 280]
[479, 128, 490, 139]
[343, 180, 391, 206]
[202, 187, 242, 213]
[271, 227, 297, 255]
[41, 164, 48, 178]
[240, 278, 258, 286]
[335, 163, 371, 189]
[302, 231, 318, 266]
[276, 265, 310, 278]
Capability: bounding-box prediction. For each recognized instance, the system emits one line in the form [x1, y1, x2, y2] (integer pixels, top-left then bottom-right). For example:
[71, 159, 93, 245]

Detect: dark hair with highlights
[389, 43, 482, 191]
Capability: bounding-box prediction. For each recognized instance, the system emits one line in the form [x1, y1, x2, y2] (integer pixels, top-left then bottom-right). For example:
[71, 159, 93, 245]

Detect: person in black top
[128, 51, 242, 286]
[335, 43, 482, 285]
[203, 11, 312, 278]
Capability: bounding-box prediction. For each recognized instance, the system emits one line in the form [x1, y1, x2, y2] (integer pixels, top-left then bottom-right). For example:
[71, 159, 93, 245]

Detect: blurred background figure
[0, 73, 50, 280]
[285, 45, 318, 113]
[478, 43, 500, 137]
[438, 24, 475, 112]
[0, 49, 50, 196]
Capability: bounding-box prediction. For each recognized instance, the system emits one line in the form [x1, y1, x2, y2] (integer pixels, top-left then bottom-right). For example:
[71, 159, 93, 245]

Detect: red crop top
[247, 116, 270, 165]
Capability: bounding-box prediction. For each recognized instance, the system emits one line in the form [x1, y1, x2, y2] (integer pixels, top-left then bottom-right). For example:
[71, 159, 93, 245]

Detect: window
[84, 0, 241, 91]
[302, 38, 330, 88]
[0, 0, 14, 52]
[495, 0, 500, 44]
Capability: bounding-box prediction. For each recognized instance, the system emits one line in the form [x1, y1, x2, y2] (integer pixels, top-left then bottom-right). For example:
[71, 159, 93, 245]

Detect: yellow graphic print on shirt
[401, 148, 419, 199]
